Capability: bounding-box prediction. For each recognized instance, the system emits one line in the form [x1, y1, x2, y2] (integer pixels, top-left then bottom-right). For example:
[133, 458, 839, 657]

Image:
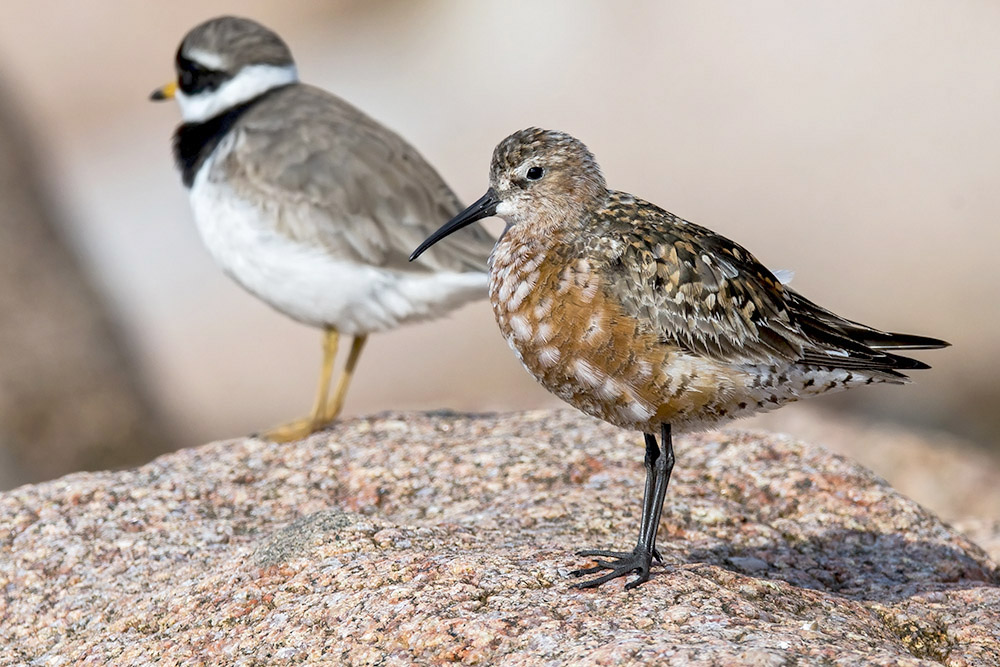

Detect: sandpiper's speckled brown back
[486, 129, 945, 434]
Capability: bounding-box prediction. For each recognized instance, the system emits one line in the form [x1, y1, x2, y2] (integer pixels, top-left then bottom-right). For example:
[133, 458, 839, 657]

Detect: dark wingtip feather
[861, 331, 950, 351]
[886, 354, 931, 370]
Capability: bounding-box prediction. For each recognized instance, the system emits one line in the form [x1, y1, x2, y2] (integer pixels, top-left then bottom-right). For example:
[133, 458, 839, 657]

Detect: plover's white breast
[189, 145, 487, 335]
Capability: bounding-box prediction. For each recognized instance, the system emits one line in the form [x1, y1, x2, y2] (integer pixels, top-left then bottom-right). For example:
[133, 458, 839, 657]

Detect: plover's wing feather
[597, 194, 807, 365]
[223, 84, 494, 273]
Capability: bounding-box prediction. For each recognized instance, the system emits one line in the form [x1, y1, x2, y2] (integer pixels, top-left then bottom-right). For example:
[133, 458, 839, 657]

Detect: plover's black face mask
[175, 52, 230, 96]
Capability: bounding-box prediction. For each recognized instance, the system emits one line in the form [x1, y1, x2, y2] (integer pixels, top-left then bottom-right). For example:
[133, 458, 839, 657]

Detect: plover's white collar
[177, 63, 298, 123]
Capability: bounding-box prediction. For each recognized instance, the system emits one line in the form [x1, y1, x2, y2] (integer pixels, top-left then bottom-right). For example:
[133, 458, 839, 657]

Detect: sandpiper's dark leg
[643, 423, 674, 556]
[638, 433, 660, 555]
[571, 424, 674, 590]
[573, 434, 662, 561]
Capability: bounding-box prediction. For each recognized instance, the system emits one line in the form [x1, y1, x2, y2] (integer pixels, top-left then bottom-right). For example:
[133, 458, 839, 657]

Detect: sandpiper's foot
[570, 546, 656, 590]
[573, 547, 663, 563]
[256, 417, 328, 443]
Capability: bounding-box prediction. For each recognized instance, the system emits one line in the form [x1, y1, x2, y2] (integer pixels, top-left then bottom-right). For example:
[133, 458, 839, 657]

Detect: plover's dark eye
[526, 166, 545, 181]
[175, 53, 228, 95]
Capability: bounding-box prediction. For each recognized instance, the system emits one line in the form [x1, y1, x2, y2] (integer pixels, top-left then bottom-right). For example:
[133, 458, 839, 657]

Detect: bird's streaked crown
[490, 128, 607, 223]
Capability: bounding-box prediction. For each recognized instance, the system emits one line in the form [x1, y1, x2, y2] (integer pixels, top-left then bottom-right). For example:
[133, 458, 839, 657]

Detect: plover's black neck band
[172, 84, 292, 188]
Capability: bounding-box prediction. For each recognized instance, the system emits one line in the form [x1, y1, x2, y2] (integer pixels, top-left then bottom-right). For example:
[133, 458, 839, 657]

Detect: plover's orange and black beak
[412, 127, 948, 591]
[149, 81, 177, 101]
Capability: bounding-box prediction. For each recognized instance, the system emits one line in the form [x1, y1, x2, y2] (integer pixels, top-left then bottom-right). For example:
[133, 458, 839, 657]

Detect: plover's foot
[570, 546, 656, 590]
[256, 416, 329, 443]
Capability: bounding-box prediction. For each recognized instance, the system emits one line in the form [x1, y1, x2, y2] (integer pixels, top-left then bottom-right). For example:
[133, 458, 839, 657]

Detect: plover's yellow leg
[260, 327, 339, 443]
[309, 328, 340, 425]
[323, 334, 368, 422]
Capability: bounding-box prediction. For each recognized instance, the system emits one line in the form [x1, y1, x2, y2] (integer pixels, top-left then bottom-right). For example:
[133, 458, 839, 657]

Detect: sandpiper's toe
[570, 547, 655, 590]
[577, 547, 662, 563]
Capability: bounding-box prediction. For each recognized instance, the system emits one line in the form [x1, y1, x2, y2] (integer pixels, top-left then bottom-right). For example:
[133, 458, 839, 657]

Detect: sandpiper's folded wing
[596, 193, 807, 365]
[595, 192, 945, 375]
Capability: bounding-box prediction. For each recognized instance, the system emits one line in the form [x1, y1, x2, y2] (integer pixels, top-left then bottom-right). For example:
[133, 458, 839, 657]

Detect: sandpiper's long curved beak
[150, 81, 177, 101]
[410, 188, 499, 261]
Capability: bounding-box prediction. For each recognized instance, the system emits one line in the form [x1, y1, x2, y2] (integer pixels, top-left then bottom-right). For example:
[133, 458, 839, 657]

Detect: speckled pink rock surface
[1, 411, 997, 665]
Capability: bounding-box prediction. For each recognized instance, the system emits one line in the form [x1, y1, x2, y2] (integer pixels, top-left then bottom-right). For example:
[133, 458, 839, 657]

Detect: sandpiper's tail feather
[787, 290, 948, 376]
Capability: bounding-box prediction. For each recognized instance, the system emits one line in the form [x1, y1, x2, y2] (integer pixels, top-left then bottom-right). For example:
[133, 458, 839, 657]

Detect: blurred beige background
[0, 2, 997, 488]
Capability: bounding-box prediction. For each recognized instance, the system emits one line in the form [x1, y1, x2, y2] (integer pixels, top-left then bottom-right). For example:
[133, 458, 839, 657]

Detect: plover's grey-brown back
[152, 16, 494, 441]
[412, 127, 948, 590]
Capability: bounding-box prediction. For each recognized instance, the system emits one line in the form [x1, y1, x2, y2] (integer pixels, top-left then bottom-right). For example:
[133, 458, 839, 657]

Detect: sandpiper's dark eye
[526, 166, 545, 181]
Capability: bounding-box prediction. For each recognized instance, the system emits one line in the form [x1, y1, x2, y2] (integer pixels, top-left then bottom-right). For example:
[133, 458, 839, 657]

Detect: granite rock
[751, 406, 1000, 523]
[1, 411, 997, 665]
[954, 519, 1000, 565]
